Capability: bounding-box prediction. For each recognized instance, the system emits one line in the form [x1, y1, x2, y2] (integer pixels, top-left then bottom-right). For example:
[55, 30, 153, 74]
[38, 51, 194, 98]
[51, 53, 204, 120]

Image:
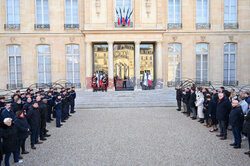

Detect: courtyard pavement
[12, 90, 249, 166]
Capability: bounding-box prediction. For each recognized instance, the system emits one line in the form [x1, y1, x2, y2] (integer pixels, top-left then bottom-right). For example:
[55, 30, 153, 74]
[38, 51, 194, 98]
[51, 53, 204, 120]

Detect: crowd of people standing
[176, 85, 250, 157]
[0, 87, 76, 166]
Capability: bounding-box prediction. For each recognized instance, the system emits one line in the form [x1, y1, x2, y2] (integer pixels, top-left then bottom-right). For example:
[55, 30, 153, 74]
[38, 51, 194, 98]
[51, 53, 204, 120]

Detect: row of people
[176, 86, 250, 157]
[0, 87, 76, 166]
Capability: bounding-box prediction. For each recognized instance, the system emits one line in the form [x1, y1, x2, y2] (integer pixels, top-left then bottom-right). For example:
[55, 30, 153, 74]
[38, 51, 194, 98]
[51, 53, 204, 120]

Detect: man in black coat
[176, 86, 182, 111]
[216, 93, 232, 140]
[39, 99, 51, 140]
[1, 118, 21, 165]
[26, 102, 42, 149]
[229, 100, 244, 149]
[189, 88, 197, 120]
[14, 111, 31, 158]
[70, 87, 76, 113]
[1, 102, 16, 121]
[11, 98, 23, 114]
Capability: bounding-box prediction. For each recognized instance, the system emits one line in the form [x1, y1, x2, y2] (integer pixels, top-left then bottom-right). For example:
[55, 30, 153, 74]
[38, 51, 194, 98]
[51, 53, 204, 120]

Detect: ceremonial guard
[70, 87, 76, 113]
[54, 95, 63, 128]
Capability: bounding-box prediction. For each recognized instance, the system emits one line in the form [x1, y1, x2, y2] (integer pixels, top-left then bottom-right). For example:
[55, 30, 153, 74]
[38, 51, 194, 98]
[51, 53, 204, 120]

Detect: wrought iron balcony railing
[64, 24, 79, 29]
[168, 23, 182, 29]
[224, 23, 238, 29]
[223, 80, 238, 86]
[65, 83, 81, 88]
[34, 24, 50, 30]
[4, 24, 20, 30]
[196, 23, 211, 29]
[7, 83, 23, 89]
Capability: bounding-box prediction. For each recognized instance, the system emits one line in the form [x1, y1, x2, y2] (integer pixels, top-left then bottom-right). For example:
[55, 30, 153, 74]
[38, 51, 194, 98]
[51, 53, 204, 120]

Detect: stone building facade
[0, 0, 249, 90]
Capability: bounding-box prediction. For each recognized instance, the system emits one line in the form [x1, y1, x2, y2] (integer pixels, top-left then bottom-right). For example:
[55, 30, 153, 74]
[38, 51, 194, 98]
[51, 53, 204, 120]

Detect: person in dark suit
[208, 96, 218, 132]
[216, 93, 232, 140]
[26, 102, 42, 149]
[243, 105, 250, 157]
[54, 95, 63, 128]
[229, 100, 244, 149]
[176, 85, 182, 111]
[1, 118, 22, 165]
[1, 102, 16, 121]
[14, 111, 30, 159]
[70, 87, 76, 113]
[11, 98, 23, 114]
[189, 88, 197, 120]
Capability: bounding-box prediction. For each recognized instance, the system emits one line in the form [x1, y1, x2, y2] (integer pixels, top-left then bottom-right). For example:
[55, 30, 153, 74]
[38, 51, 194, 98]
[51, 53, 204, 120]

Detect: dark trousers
[61, 106, 67, 120]
[204, 110, 209, 124]
[30, 128, 40, 146]
[186, 103, 191, 115]
[219, 120, 227, 138]
[47, 106, 52, 120]
[56, 109, 61, 127]
[248, 134, 250, 150]
[102, 84, 107, 92]
[232, 126, 242, 146]
[17, 138, 27, 155]
[66, 104, 70, 116]
[4, 150, 19, 166]
[40, 119, 46, 138]
[177, 99, 181, 110]
[70, 100, 75, 113]
[191, 107, 197, 118]
[52, 107, 56, 118]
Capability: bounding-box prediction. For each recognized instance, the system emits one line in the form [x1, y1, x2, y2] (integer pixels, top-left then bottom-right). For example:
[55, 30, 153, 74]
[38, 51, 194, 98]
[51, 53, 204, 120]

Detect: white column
[108, 41, 114, 90]
[134, 41, 141, 90]
[156, 41, 163, 89]
[85, 41, 92, 90]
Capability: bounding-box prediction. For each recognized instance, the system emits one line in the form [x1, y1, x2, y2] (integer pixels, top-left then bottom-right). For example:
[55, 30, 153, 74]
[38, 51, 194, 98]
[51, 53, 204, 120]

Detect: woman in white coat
[196, 91, 205, 123]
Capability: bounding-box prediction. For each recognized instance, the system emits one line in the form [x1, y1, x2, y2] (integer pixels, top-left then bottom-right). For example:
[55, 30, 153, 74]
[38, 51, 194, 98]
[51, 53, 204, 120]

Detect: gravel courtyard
[18, 106, 249, 166]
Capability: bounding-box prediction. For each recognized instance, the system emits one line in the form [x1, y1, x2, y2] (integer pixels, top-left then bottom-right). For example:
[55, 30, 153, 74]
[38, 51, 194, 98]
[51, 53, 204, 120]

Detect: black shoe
[220, 137, 227, 140]
[45, 129, 49, 132]
[44, 134, 51, 137]
[230, 143, 237, 146]
[50, 119, 54, 121]
[40, 137, 47, 141]
[61, 120, 66, 123]
[31, 146, 36, 149]
[200, 120, 204, 123]
[68, 115, 72, 117]
[70, 111, 76, 113]
[192, 117, 197, 120]
[233, 146, 241, 149]
[60, 124, 63, 127]
[46, 120, 51, 123]
[35, 141, 43, 144]
[56, 126, 61, 128]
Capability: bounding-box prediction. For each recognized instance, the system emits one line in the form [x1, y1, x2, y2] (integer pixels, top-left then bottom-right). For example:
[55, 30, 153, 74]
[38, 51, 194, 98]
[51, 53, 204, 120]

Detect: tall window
[196, 43, 209, 83]
[115, 0, 133, 27]
[224, 0, 238, 29]
[168, 44, 181, 84]
[196, 0, 210, 29]
[66, 45, 80, 87]
[224, 43, 236, 85]
[65, 0, 79, 29]
[8, 45, 22, 88]
[35, 0, 50, 29]
[37, 45, 51, 85]
[168, 0, 181, 29]
[5, 0, 20, 29]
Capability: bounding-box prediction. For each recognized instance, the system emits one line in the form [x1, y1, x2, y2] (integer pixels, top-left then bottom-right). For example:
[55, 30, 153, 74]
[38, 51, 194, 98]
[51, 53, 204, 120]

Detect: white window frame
[168, 43, 182, 82]
[37, 45, 51, 84]
[168, 0, 181, 24]
[65, 0, 79, 25]
[6, 0, 20, 24]
[35, 0, 49, 25]
[224, 0, 237, 24]
[196, 0, 209, 24]
[224, 43, 236, 83]
[8, 45, 22, 86]
[196, 43, 209, 82]
[66, 44, 80, 84]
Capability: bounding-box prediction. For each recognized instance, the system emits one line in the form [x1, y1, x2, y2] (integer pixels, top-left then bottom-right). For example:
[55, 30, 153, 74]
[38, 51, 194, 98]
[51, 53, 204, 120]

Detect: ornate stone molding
[40, 37, 45, 43]
[200, 36, 206, 42]
[10, 37, 15, 43]
[145, 0, 152, 17]
[228, 35, 234, 42]
[172, 36, 177, 42]
[95, 0, 101, 16]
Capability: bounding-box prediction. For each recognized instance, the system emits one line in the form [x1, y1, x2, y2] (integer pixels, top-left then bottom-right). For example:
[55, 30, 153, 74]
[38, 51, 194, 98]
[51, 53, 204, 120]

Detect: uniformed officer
[70, 87, 76, 113]
[54, 94, 63, 128]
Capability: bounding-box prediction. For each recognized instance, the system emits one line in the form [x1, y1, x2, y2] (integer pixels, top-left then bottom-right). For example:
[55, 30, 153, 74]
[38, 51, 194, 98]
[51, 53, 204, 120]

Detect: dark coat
[208, 99, 218, 124]
[189, 92, 196, 108]
[11, 102, 23, 114]
[176, 89, 182, 100]
[216, 97, 231, 121]
[1, 124, 19, 154]
[26, 106, 41, 129]
[243, 110, 250, 135]
[183, 91, 191, 104]
[1, 108, 16, 121]
[14, 117, 31, 140]
[229, 106, 244, 127]
[39, 103, 48, 121]
[0, 128, 3, 160]
[212, 93, 219, 103]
